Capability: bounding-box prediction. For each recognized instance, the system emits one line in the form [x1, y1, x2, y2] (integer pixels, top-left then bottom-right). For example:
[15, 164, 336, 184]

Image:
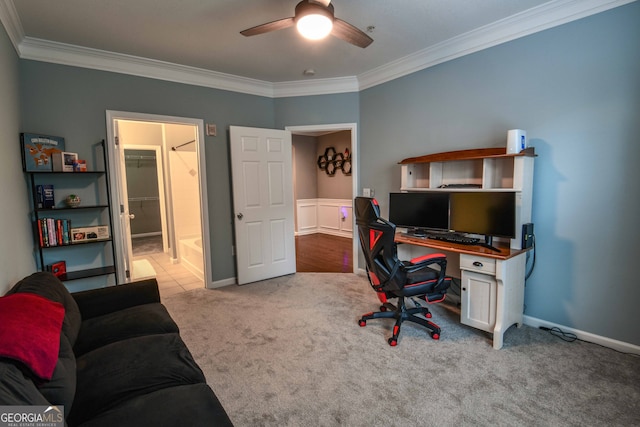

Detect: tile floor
[132, 251, 204, 299]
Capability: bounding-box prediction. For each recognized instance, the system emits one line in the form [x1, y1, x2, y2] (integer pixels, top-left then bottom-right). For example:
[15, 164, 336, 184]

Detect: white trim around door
[105, 110, 213, 288]
[286, 123, 358, 273]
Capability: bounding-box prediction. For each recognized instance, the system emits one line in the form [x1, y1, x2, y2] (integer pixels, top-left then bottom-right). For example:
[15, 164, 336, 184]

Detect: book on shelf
[36, 218, 71, 248]
[35, 184, 55, 209]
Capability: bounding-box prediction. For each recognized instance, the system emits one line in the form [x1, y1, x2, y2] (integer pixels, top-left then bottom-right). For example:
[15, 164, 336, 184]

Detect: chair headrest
[354, 197, 380, 225]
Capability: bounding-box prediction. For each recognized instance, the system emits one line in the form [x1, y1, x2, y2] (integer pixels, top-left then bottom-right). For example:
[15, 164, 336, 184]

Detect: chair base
[358, 297, 441, 346]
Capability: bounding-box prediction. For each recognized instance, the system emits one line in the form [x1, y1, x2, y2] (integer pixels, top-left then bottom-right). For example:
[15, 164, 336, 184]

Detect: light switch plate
[206, 124, 217, 136]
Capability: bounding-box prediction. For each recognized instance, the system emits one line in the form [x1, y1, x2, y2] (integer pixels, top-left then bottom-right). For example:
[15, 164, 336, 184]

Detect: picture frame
[52, 152, 78, 172]
[20, 133, 66, 172]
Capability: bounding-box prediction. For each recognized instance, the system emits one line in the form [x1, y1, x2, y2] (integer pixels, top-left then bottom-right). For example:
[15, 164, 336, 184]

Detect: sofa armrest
[72, 278, 161, 320]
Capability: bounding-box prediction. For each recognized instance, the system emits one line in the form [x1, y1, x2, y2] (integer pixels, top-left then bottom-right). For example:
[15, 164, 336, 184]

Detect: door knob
[237, 213, 244, 220]
[128, 213, 136, 220]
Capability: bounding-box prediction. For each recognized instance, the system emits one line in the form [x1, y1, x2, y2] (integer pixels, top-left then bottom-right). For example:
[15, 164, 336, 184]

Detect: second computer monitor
[449, 191, 516, 239]
[388, 192, 450, 233]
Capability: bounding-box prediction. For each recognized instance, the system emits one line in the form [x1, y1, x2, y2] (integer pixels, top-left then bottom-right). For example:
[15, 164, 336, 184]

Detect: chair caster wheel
[358, 319, 366, 327]
[388, 338, 397, 346]
[431, 333, 440, 340]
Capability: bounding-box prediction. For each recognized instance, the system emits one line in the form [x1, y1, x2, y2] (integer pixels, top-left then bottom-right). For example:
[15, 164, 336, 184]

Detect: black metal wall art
[317, 147, 351, 176]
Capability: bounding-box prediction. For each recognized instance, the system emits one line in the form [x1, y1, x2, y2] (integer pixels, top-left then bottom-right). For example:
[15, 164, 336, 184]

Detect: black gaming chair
[355, 197, 451, 346]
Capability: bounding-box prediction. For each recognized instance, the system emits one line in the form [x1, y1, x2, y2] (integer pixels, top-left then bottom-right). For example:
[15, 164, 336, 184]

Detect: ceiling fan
[240, 0, 373, 48]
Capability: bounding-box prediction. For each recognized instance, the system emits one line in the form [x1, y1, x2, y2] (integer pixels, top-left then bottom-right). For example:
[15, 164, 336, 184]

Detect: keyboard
[425, 233, 480, 245]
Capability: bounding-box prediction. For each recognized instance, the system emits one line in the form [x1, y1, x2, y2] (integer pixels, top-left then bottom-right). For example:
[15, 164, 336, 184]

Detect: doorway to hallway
[288, 123, 358, 274]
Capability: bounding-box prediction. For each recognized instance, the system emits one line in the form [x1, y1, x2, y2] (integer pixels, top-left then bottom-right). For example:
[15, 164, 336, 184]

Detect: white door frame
[285, 123, 358, 273]
[105, 110, 212, 287]
[122, 145, 169, 253]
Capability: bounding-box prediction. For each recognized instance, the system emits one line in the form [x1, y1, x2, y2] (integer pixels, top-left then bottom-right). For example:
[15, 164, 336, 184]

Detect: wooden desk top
[395, 233, 529, 260]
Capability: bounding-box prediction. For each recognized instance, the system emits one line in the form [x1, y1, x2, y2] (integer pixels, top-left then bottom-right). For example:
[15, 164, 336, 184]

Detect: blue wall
[360, 3, 640, 345]
[11, 2, 640, 346]
[0, 23, 35, 294]
[275, 93, 359, 128]
[19, 62, 275, 281]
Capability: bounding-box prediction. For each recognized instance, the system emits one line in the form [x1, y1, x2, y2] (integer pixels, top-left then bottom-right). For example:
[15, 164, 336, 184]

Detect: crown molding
[0, 0, 24, 53]
[357, 0, 636, 90]
[18, 37, 275, 97]
[273, 76, 359, 98]
[3, 0, 635, 98]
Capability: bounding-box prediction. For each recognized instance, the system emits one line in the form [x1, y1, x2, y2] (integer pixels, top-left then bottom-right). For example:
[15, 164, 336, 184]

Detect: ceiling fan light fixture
[294, 1, 334, 40]
[296, 13, 333, 40]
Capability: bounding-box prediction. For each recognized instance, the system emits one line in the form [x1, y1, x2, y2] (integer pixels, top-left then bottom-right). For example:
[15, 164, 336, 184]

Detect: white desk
[395, 233, 529, 349]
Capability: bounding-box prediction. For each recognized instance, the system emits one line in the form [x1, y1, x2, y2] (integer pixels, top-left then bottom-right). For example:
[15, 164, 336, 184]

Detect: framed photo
[21, 133, 65, 172]
[52, 152, 78, 172]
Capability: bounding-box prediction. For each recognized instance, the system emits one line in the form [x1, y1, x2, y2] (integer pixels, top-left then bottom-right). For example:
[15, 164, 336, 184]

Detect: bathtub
[178, 236, 204, 281]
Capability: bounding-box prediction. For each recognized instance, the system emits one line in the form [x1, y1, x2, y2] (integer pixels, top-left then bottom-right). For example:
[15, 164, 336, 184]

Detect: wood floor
[296, 233, 353, 273]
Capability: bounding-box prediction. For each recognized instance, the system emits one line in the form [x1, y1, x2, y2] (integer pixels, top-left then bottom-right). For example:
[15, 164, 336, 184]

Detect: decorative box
[71, 226, 110, 243]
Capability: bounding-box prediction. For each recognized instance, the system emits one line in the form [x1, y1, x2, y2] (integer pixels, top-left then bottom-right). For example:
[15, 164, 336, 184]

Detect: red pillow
[0, 292, 65, 380]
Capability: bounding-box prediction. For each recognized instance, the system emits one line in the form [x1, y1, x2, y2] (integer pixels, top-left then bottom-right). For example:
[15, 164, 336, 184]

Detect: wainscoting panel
[296, 199, 352, 238]
[297, 201, 318, 234]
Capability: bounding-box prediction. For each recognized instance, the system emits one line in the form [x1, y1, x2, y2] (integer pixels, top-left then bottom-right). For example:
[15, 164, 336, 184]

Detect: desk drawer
[460, 254, 496, 275]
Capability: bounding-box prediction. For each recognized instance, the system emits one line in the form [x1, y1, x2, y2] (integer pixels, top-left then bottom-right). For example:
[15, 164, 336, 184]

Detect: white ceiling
[0, 0, 633, 97]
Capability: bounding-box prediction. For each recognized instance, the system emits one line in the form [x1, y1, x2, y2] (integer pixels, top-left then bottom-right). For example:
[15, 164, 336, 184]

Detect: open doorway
[122, 145, 168, 278]
[287, 124, 358, 273]
[106, 111, 212, 293]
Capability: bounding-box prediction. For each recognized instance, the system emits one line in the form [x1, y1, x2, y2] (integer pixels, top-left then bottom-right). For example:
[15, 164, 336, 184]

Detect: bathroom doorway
[123, 145, 167, 278]
[106, 111, 212, 290]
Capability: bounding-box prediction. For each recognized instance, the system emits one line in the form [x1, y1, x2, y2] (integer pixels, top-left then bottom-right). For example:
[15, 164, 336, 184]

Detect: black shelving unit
[25, 140, 118, 283]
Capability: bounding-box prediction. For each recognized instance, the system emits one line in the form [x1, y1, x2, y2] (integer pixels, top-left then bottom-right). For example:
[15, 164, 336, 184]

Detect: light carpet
[163, 273, 640, 426]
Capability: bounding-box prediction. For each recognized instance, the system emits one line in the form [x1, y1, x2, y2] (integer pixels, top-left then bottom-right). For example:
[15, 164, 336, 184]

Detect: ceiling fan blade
[240, 17, 295, 37]
[332, 18, 373, 48]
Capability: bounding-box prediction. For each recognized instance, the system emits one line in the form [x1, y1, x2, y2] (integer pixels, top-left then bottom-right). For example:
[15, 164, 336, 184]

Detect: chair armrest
[409, 253, 447, 265]
[404, 253, 448, 280]
[72, 278, 161, 320]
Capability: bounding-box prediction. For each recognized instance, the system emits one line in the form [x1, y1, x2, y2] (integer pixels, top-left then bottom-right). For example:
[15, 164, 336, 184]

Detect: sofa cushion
[68, 333, 207, 426]
[6, 272, 82, 346]
[0, 293, 64, 380]
[75, 383, 233, 427]
[73, 303, 179, 357]
[36, 334, 76, 417]
[0, 361, 51, 405]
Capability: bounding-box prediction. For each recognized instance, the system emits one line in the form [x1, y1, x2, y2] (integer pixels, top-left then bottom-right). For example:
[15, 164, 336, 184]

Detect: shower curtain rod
[171, 139, 196, 151]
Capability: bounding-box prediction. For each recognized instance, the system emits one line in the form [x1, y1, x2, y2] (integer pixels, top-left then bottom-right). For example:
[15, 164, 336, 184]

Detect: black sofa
[0, 272, 233, 426]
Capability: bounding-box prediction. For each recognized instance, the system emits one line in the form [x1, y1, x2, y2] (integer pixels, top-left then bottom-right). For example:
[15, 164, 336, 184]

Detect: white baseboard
[131, 231, 162, 238]
[208, 277, 236, 289]
[523, 315, 640, 355]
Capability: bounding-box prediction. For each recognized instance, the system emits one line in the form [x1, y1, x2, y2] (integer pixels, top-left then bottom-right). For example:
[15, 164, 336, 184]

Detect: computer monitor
[449, 192, 516, 244]
[388, 192, 450, 235]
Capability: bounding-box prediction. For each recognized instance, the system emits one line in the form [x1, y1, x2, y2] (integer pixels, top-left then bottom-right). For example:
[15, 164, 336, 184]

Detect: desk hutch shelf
[399, 146, 535, 250]
[395, 146, 536, 348]
[400, 147, 535, 192]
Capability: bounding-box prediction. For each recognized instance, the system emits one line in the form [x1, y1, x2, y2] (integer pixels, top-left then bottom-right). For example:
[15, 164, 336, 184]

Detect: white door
[113, 121, 134, 281]
[230, 126, 296, 285]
